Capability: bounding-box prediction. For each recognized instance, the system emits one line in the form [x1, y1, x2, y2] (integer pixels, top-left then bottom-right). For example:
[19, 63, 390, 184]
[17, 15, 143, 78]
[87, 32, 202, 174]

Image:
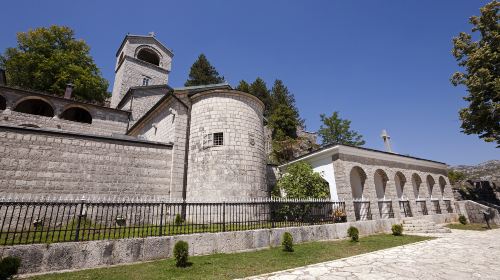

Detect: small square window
[213, 132, 224, 146]
[142, 78, 150, 86]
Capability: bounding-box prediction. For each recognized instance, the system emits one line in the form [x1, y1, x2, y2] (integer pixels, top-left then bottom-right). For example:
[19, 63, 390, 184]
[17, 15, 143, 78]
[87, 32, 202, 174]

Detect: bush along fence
[0, 197, 346, 246]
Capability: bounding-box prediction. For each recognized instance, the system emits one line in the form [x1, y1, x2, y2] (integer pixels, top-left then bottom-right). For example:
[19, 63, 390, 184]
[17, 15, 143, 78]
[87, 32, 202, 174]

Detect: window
[142, 77, 150, 86]
[213, 132, 224, 146]
[202, 132, 223, 148]
[14, 99, 54, 117]
[60, 107, 92, 124]
[137, 48, 160, 66]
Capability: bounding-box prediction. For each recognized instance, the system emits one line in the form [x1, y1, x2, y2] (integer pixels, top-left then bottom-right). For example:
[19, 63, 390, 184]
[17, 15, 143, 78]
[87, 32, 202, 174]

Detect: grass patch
[445, 223, 498, 231]
[28, 234, 431, 280]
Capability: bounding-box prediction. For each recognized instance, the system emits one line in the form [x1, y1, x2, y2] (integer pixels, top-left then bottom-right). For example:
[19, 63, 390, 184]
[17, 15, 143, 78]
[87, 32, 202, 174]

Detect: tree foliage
[235, 80, 250, 93]
[318, 111, 365, 146]
[184, 54, 224, 86]
[249, 78, 272, 117]
[451, 1, 500, 146]
[448, 170, 467, 185]
[276, 161, 330, 199]
[0, 25, 109, 102]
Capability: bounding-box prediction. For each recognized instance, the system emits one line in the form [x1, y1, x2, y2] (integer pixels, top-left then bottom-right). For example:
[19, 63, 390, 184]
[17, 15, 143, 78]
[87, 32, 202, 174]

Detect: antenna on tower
[381, 129, 394, 153]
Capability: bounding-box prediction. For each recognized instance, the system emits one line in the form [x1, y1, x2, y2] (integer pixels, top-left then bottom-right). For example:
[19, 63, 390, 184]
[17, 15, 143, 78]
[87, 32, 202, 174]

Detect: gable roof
[116, 34, 174, 57]
[116, 84, 173, 109]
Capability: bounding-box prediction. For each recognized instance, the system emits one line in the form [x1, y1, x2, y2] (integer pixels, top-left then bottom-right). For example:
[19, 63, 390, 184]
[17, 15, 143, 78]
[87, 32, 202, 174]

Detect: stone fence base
[0, 213, 457, 275]
[455, 200, 500, 225]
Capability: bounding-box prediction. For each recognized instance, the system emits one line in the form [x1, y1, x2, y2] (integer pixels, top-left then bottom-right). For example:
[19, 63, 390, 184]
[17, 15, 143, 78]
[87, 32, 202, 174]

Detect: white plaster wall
[309, 157, 339, 200]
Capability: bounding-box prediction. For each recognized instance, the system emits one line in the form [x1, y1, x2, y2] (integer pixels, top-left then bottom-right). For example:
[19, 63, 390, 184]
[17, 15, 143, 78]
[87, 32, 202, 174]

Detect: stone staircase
[402, 218, 451, 234]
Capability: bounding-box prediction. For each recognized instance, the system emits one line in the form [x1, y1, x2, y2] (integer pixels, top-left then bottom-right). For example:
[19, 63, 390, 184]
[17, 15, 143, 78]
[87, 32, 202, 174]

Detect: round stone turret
[186, 89, 267, 201]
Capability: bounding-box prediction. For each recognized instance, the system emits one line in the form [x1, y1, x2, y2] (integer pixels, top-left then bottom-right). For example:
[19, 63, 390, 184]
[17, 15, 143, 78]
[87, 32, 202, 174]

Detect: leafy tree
[184, 54, 224, 86]
[318, 111, 365, 146]
[0, 25, 109, 102]
[448, 170, 467, 185]
[249, 78, 272, 117]
[236, 80, 250, 93]
[268, 80, 301, 139]
[451, 1, 500, 146]
[276, 161, 330, 199]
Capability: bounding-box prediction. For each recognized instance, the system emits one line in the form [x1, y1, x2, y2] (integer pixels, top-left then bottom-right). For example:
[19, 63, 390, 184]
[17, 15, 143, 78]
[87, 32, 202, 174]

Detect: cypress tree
[184, 54, 224, 86]
[249, 78, 272, 117]
[268, 79, 301, 139]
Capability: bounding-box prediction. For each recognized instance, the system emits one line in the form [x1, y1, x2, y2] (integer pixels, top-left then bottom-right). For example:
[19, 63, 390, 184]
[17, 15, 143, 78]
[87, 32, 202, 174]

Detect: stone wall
[0, 87, 129, 136]
[332, 155, 454, 222]
[0, 125, 174, 200]
[455, 200, 500, 225]
[0, 213, 458, 275]
[186, 90, 267, 200]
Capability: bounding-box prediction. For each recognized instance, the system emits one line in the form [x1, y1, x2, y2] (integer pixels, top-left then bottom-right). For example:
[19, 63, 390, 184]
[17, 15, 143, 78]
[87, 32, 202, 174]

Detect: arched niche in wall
[14, 98, 54, 117]
[350, 166, 367, 199]
[374, 169, 389, 200]
[438, 176, 447, 198]
[426, 175, 436, 198]
[394, 171, 406, 199]
[60, 107, 92, 124]
[412, 173, 422, 199]
[136, 48, 160, 66]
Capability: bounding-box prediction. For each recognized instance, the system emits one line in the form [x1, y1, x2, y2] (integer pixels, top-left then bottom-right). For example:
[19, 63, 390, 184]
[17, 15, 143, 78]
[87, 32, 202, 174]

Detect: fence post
[159, 202, 164, 236]
[74, 199, 85, 242]
[222, 202, 226, 232]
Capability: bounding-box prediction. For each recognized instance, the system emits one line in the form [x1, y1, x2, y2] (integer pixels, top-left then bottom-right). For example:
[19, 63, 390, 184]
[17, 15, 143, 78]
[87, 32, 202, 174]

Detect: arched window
[426, 175, 435, 198]
[412, 173, 422, 199]
[394, 172, 406, 199]
[374, 169, 389, 200]
[137, 48, 160, 66]
[0, 95, 6, 110]
[14, 99, 54, 117]
[439, 176, 447, 197]
[350, 166, 367, 199]
[60, 107, 92, 124]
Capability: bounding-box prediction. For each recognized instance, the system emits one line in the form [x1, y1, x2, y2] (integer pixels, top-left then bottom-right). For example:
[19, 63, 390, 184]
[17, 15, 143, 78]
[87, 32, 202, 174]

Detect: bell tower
[110, 33, 173, 108]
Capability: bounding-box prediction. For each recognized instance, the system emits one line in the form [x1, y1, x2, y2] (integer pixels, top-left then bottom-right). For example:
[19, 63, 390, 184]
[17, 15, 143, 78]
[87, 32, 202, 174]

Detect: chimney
[64, 83, 74, 99]
[0, 69, 6, 86]
[381, 129, 394, 153]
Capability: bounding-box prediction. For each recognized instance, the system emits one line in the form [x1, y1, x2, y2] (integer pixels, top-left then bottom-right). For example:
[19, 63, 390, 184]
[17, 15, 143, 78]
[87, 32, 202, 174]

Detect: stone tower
[110, 34, 174, 108]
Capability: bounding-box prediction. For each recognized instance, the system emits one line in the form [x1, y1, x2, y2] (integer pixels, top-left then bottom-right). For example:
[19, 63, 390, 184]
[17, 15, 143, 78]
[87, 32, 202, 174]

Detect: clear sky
[0, 0, 498, 166]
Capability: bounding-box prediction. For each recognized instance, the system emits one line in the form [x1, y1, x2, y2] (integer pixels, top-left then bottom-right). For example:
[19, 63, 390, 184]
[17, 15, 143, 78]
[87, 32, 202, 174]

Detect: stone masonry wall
[187, 90, 267, 200]
[333, 155, 454, 222]
[0, 125, 174, 200]
[455, 200, 500, 225]
[128, 97, 189, 200]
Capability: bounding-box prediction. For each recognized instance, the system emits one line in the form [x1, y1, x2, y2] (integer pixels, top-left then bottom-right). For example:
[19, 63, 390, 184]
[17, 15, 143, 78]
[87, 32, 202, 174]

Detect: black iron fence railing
[0, 198, 345, 246]
[399, 200, 413, 217]
[444, 200, 453, 213]
[353, 201, 372, 221]
[416, 200, 428, 215]
[377, 200, 395, 219]
[432, 200, 442, 214]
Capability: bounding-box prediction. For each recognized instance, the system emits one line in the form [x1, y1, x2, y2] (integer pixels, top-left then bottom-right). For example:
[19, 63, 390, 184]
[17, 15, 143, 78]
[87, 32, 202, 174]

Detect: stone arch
[349, 166, 367, 199]
[374, 169, 389, 199]
[411, 173, 422, 199]
[439, 176, 447, 198]
[136, 46, 161, 66]
[60, 106, 92, 124]
[13, 97, 54, 117]
[426, 175, 436, 198]
[394, 171, 406, 199]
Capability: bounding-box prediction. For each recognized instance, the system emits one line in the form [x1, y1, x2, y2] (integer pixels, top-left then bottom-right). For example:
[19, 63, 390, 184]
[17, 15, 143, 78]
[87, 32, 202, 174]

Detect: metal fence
[353, 201, 372, 221]
[377, 200, 394, 219]
[399, 200, 413, 217]
[444, 200, 453, 213]
[0, 198, 345, 246]
[432, 200, 442, 214]
[416, 200, 428, 215]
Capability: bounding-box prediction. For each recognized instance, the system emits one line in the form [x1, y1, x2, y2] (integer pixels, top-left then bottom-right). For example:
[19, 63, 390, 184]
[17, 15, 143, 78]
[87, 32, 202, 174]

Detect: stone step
[400, 218, 451, 233]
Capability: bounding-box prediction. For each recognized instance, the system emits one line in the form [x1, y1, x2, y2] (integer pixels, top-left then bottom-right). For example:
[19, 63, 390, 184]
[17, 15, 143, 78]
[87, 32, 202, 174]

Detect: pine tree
[268, 80, 301, 139]
[236, 80, 250, 93]
[249, 78, 272, 117]
[318, 111, 365, 146]
[184, 54, 224, 86]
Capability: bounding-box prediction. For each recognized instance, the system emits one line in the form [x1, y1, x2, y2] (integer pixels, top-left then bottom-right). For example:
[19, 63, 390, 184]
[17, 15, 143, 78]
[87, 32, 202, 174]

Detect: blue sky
[0, 0, 498, 166]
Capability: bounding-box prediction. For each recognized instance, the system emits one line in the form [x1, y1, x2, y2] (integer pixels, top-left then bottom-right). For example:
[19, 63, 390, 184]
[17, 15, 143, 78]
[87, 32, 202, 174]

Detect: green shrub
[282, 232, 294, 252]
[347, 226, 359, 242]
[173, 241, 189, 267]
[391, 224, 403, 236]
[0, 256, 21, 280]
[174, 214, 184, 226]
[458, 214, 467, 225]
